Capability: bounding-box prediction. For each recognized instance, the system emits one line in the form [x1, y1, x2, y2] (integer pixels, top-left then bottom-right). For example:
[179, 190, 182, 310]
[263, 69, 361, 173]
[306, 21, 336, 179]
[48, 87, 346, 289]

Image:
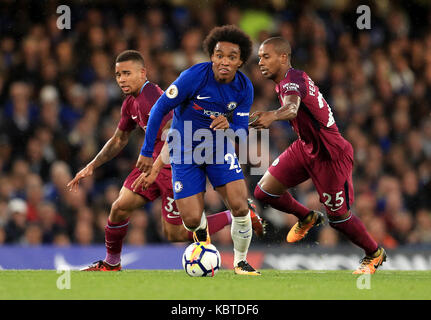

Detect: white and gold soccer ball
[182, 242, 221, 277]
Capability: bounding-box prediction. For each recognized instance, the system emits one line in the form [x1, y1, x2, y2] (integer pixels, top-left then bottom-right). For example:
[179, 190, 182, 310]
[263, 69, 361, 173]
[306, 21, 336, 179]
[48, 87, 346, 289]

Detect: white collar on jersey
[139, 80, 150, 95]
[284, 68, 293, 78]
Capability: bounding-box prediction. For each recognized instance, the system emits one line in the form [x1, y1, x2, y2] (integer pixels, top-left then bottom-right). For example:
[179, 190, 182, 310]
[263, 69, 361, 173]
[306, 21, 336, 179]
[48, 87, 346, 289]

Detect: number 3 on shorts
[322, 191, 344, 212]
[164, 196, 180, 217]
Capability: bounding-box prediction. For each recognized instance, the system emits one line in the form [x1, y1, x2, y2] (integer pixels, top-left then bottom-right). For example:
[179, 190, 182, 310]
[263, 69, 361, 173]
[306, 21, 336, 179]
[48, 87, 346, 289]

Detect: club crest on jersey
[227, 101, 237, 110]
[166, 84, 178, 99]
[174, 181, 183, 193]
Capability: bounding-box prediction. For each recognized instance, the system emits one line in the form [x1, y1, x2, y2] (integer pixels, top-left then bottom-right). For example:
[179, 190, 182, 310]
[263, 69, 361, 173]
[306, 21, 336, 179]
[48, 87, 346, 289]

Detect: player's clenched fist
[209, 115, 229, 130]
[67, 164, 94, 192]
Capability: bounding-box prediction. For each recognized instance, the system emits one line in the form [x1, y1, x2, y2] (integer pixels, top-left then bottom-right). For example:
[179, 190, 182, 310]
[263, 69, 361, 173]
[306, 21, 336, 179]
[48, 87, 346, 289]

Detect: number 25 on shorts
[322, 191, 344, 212]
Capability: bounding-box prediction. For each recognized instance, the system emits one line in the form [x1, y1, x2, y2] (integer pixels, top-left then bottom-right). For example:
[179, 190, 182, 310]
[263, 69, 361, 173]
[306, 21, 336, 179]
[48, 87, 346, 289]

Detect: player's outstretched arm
[66, 128, 131, 192]
[274, 94, 301, 121]
[67, 165, 94, 192]
[250, 95, 300, 129]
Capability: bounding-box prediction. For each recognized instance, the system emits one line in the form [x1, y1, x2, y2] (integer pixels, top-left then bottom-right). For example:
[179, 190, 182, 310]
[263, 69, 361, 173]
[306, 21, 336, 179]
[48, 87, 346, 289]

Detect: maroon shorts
[268, 140, 354, 218]
[123, 167, 182, 225]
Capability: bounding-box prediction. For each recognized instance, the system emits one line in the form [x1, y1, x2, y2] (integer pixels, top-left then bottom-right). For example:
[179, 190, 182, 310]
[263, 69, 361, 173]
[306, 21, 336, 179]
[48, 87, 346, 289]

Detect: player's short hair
[261, 37, 291, 58]
[203, 25, 253, 66]
[115, 50, 145, 66]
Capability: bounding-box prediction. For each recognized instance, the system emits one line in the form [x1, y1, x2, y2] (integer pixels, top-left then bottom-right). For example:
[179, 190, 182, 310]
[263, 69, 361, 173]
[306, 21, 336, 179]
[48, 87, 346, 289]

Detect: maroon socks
[104, 218, 130, 266]
[329, 213, 378, 255]
[254, 184, 310, 220]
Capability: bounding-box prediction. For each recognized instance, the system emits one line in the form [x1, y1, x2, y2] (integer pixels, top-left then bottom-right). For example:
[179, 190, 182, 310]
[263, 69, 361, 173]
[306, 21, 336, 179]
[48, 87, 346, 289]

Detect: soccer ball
[182, 242, 221, 277]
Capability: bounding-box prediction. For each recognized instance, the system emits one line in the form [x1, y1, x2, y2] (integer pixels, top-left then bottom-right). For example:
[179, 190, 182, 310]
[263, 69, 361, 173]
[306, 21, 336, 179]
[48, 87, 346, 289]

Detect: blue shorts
[171, 155, 244, 200]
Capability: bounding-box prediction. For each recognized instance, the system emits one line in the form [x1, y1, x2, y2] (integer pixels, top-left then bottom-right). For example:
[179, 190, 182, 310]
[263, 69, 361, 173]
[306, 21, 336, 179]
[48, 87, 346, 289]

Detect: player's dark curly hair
[203, 25, 253, 66]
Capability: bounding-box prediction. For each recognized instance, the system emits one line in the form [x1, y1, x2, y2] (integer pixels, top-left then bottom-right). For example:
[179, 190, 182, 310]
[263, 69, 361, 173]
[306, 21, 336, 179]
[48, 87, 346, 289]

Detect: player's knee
[229, 200, 249, 217]
[110, 198, 123, 214]
[110, 198, 130, 221]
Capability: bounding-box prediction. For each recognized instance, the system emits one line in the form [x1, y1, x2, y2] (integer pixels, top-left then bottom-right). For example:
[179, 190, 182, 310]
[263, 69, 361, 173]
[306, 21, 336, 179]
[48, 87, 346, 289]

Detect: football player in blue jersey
[135, 25, 260, 275]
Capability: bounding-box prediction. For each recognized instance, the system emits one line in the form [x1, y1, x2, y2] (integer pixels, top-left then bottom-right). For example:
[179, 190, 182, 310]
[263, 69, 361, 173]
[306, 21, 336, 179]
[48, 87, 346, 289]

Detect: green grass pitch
[0, 270, 430, 300]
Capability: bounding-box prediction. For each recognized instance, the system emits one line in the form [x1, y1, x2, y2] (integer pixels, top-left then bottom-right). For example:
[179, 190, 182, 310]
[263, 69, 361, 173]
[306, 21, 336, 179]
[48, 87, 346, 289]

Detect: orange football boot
[287, 210, 325, 243]
[247, 198, 267, 238]
[353, 247, 387, 274]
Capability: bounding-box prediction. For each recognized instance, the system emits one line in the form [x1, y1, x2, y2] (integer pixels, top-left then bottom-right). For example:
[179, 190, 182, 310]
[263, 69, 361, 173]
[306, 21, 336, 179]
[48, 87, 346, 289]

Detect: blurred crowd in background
[0, 0, 430, 251]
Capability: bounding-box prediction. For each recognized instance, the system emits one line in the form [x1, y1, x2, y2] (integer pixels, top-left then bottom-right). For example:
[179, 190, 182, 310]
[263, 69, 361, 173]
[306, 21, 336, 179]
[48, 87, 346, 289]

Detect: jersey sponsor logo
[174, 181, 183, 193]
[203, 110, 226, 117]
[192, 102, 226, 117]
[197, 95, 211, 100]
[227, 101, 237, 110]
[166, 84, 178, 99]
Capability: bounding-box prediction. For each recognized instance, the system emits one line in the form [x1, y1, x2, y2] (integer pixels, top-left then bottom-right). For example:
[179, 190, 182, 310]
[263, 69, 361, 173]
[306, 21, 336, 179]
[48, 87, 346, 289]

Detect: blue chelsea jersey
[140, 62, 254, 163]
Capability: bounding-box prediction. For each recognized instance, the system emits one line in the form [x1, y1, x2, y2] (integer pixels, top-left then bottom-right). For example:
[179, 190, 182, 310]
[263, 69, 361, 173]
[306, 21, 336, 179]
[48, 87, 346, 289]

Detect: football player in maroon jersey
[251, 37, 386, 274]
